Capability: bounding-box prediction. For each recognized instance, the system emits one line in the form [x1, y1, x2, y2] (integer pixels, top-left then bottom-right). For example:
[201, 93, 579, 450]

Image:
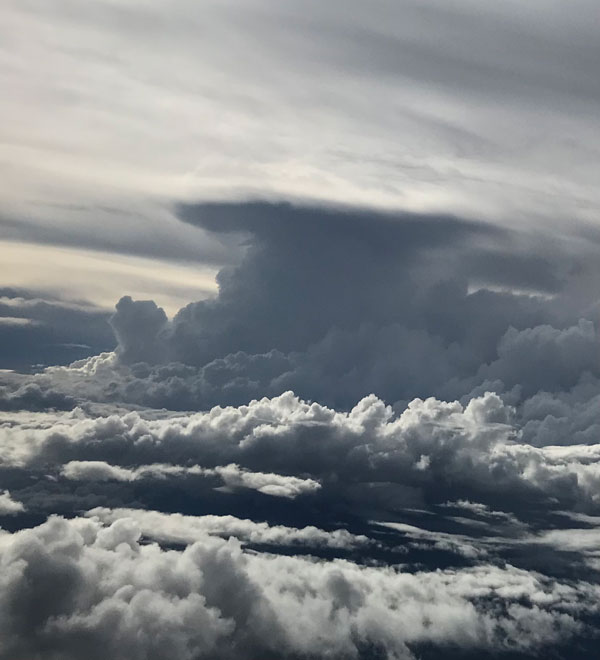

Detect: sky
[1, 2, 600, 659]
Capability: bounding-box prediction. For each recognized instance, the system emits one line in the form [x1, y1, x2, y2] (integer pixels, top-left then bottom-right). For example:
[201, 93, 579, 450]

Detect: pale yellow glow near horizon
[0, 240, 218, 317]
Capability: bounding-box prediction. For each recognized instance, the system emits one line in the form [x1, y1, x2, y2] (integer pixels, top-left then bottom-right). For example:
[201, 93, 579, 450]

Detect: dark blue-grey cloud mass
[93, 201, 600, 414]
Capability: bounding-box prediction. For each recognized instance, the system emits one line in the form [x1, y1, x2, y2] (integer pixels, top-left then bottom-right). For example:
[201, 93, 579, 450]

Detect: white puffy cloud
[0, 491, 25, 516]
[62, 461, 137, 482]
[0, 514, 596, 660]
[3, 389, 600, 510]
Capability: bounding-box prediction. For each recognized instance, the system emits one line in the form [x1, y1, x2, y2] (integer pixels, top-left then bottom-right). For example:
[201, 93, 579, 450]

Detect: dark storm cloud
[91, 201, 600, 411]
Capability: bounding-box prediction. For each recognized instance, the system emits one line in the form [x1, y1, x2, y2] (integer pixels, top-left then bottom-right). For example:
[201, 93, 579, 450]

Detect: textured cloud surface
[2, 514, 600, 660]
[2, 1, 600, 656]
[1, 200, 600, 656]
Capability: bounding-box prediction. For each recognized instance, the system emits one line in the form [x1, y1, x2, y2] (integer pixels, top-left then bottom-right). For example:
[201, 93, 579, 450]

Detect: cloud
[475, 319, 600, 396]
[0, 514, 597, 660]
[4, 389, 600, 514]
[110, 296, 169, 365]
[88, 507, 367, 551]
[24, 201, 599, 418]
[209, 463, 321, 498]
[0, 381, 75, 412]
[374, 520, 486, 559]
[0, 288, 114, 370]
[61, 461, 138, 483]
[0, 491, 25, 516]
[3, 0, 600, 256]
[441, 499, 523, 527]
[0, 241, 219, 318]
[2, 3, 600, 656]
[61, 460, 321, 499]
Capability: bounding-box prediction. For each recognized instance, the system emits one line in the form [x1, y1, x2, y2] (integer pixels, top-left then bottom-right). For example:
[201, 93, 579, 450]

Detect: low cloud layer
[2, 389, 600, 514]
[0, 514, 598, 660]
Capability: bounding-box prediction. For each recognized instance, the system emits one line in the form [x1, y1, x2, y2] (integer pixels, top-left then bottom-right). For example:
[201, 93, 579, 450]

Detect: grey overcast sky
[2, 0, 600, 309]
